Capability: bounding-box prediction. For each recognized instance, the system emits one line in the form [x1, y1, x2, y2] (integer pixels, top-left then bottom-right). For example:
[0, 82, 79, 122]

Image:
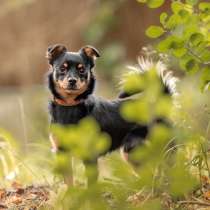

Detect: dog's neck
[53, 96, 83, 106]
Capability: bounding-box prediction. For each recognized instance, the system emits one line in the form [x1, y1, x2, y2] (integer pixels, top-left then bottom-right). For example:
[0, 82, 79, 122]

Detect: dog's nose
[68, 78, 77, 85]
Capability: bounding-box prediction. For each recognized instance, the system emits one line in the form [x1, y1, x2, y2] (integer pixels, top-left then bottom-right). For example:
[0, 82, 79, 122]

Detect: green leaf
[185, 59, 198, 73]
[201, 67, 210, 91]
[172, 47, 187, 57]
[171, 2, 184, 14]
[122, 73, 145, 93]
[178, 9, 190, 19]
[168, 162, 198, 197]
[157, 37, 173, 52]
[157, 36, 183, 52]
[165, 14, 182, 29]
[199, 2, 210, 12]
[189, 33, 204, 46]
[146, 25, 165, 38]
[183, 24, 200, 40]
[147, 0, 165, 8]
[160, 12, 168, 25]
[180, 55, 199, 73]
[120, 99, 151, 124]
[186, 0, 198, 6]
[155, 96, 172, 118]
[200, 49, 210, 62]
[137, 0, 147, 3]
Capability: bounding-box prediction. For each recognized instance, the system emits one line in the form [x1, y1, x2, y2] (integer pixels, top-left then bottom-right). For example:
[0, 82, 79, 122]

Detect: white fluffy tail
[119, 56, 179, 98]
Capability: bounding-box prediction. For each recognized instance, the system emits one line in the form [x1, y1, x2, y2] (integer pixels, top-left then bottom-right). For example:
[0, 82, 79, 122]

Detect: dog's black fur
[47, 44, 168, 155]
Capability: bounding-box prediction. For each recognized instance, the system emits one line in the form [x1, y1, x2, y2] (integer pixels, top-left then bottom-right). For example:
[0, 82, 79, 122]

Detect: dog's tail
[119, 56, 179, 99]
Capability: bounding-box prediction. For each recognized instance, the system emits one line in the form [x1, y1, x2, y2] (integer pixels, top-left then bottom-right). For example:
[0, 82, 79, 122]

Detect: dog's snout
[68, 78, 77, 85]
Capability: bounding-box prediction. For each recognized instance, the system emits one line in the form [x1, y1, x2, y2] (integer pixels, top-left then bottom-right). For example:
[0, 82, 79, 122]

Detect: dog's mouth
[65, 87, 80, 92]
[55, 80, 88, 97]
[59, 85, 82, 94]
[67, 84, 78, 91]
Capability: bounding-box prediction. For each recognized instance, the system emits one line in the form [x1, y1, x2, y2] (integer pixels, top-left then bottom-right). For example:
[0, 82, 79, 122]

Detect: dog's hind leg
[122, 126, 148, 153]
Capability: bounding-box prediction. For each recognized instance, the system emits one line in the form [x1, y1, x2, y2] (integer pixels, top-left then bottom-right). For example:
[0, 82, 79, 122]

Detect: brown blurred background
[0, 0, 170, 87]
[0, 0, 170, 141]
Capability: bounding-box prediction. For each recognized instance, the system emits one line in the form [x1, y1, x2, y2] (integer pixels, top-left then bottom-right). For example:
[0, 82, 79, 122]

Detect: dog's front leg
[49, 133, 58, 153]
[49, 133, 74, 186]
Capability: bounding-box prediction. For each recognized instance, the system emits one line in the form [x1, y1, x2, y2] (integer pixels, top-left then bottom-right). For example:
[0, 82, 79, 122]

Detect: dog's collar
[53, 97, 83, 106]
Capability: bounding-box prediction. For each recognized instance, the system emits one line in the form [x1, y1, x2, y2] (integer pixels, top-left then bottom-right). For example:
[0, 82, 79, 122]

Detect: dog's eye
[60, 67, 66, 73]
[77, 64, 85, 74]
[60, 63, 68, 73]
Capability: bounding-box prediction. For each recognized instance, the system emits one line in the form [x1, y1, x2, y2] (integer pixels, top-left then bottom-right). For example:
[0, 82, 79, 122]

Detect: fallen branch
[178, 200, 210, 207]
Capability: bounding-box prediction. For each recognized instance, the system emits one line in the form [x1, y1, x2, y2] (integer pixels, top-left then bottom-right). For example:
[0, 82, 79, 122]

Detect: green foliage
[137, 0, 165, 8]
[0, 128, 19, 180]
[0, 127, 54, 187]
[121, 68, 172, 124]
[0, 1, 209, 209]
[146, 25, 165, 38]
[141, 0, 210, 91]
[167, 153, 198, 197]
[52, 118, 110, 163]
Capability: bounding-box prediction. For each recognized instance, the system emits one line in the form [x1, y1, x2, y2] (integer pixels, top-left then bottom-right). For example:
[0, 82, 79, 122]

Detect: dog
[46, 44, 177, 162]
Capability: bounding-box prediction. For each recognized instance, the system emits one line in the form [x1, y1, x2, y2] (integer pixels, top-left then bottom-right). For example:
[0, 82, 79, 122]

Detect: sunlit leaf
[199, 2, 210, 12]
[147, 0, 165, 9]
[189, 33, 204, 46]
[120, 99, 151, 124]
[160, 12, 168, 25]
[186, 0, 198, 6]
[146, 25, 165, 38]
[168, 155, 198, 197]
[171, 2, 185, 14]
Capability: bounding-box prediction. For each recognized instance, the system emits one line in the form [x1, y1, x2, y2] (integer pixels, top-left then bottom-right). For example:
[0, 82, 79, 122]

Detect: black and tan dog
[46, 44, 175, 161]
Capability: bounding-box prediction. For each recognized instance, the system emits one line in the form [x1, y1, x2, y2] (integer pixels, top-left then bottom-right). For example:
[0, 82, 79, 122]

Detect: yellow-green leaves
[168, 154, 198, 197]
[51, 118, 110, 162]
[189, 32, 204, 46]
[146, 25, 165, 38]
[199, 2, 210, 12]
[201, 67, 210, 91]
[179, 55, 199, 73]
[0, 128, 19, 180]
[160, 12, 168, 25]
[157, 36, 184, 53]
[137, 0, 165, 8]
[121, 99, 151, 124]
[121, 67, 171, 124]
[171, 2, 186, 14]
[122, 72, 145, 94]
[186, 0, 199, 6]
[147, 0, 165, 9]
[142, 0, 210, 91]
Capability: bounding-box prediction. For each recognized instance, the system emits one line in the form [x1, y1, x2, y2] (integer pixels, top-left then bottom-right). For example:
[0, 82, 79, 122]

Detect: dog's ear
[79, 45, 100, 60]
[46, 44, 67, 65]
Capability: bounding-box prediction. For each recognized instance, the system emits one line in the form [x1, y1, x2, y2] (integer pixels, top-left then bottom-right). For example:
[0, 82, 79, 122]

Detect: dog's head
[47, 44, 100, 99]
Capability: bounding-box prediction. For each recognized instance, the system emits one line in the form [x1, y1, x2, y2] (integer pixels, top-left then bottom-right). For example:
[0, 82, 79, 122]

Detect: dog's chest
[49, 102, 88, 125]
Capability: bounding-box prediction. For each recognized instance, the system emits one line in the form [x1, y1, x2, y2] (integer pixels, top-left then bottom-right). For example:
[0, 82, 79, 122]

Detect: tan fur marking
[55, 77, 89, 102]
[49, 133, 58, 153]
[57, 77, 69, 89]
[77, 63, 84, 69]
[84, 48, 93, 57]
[63, 62, 68, 68]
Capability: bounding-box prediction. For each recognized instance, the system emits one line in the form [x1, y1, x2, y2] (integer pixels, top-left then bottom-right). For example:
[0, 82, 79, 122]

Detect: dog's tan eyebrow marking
[63, 62, 68, 68]
[77, 64, 83, 68]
